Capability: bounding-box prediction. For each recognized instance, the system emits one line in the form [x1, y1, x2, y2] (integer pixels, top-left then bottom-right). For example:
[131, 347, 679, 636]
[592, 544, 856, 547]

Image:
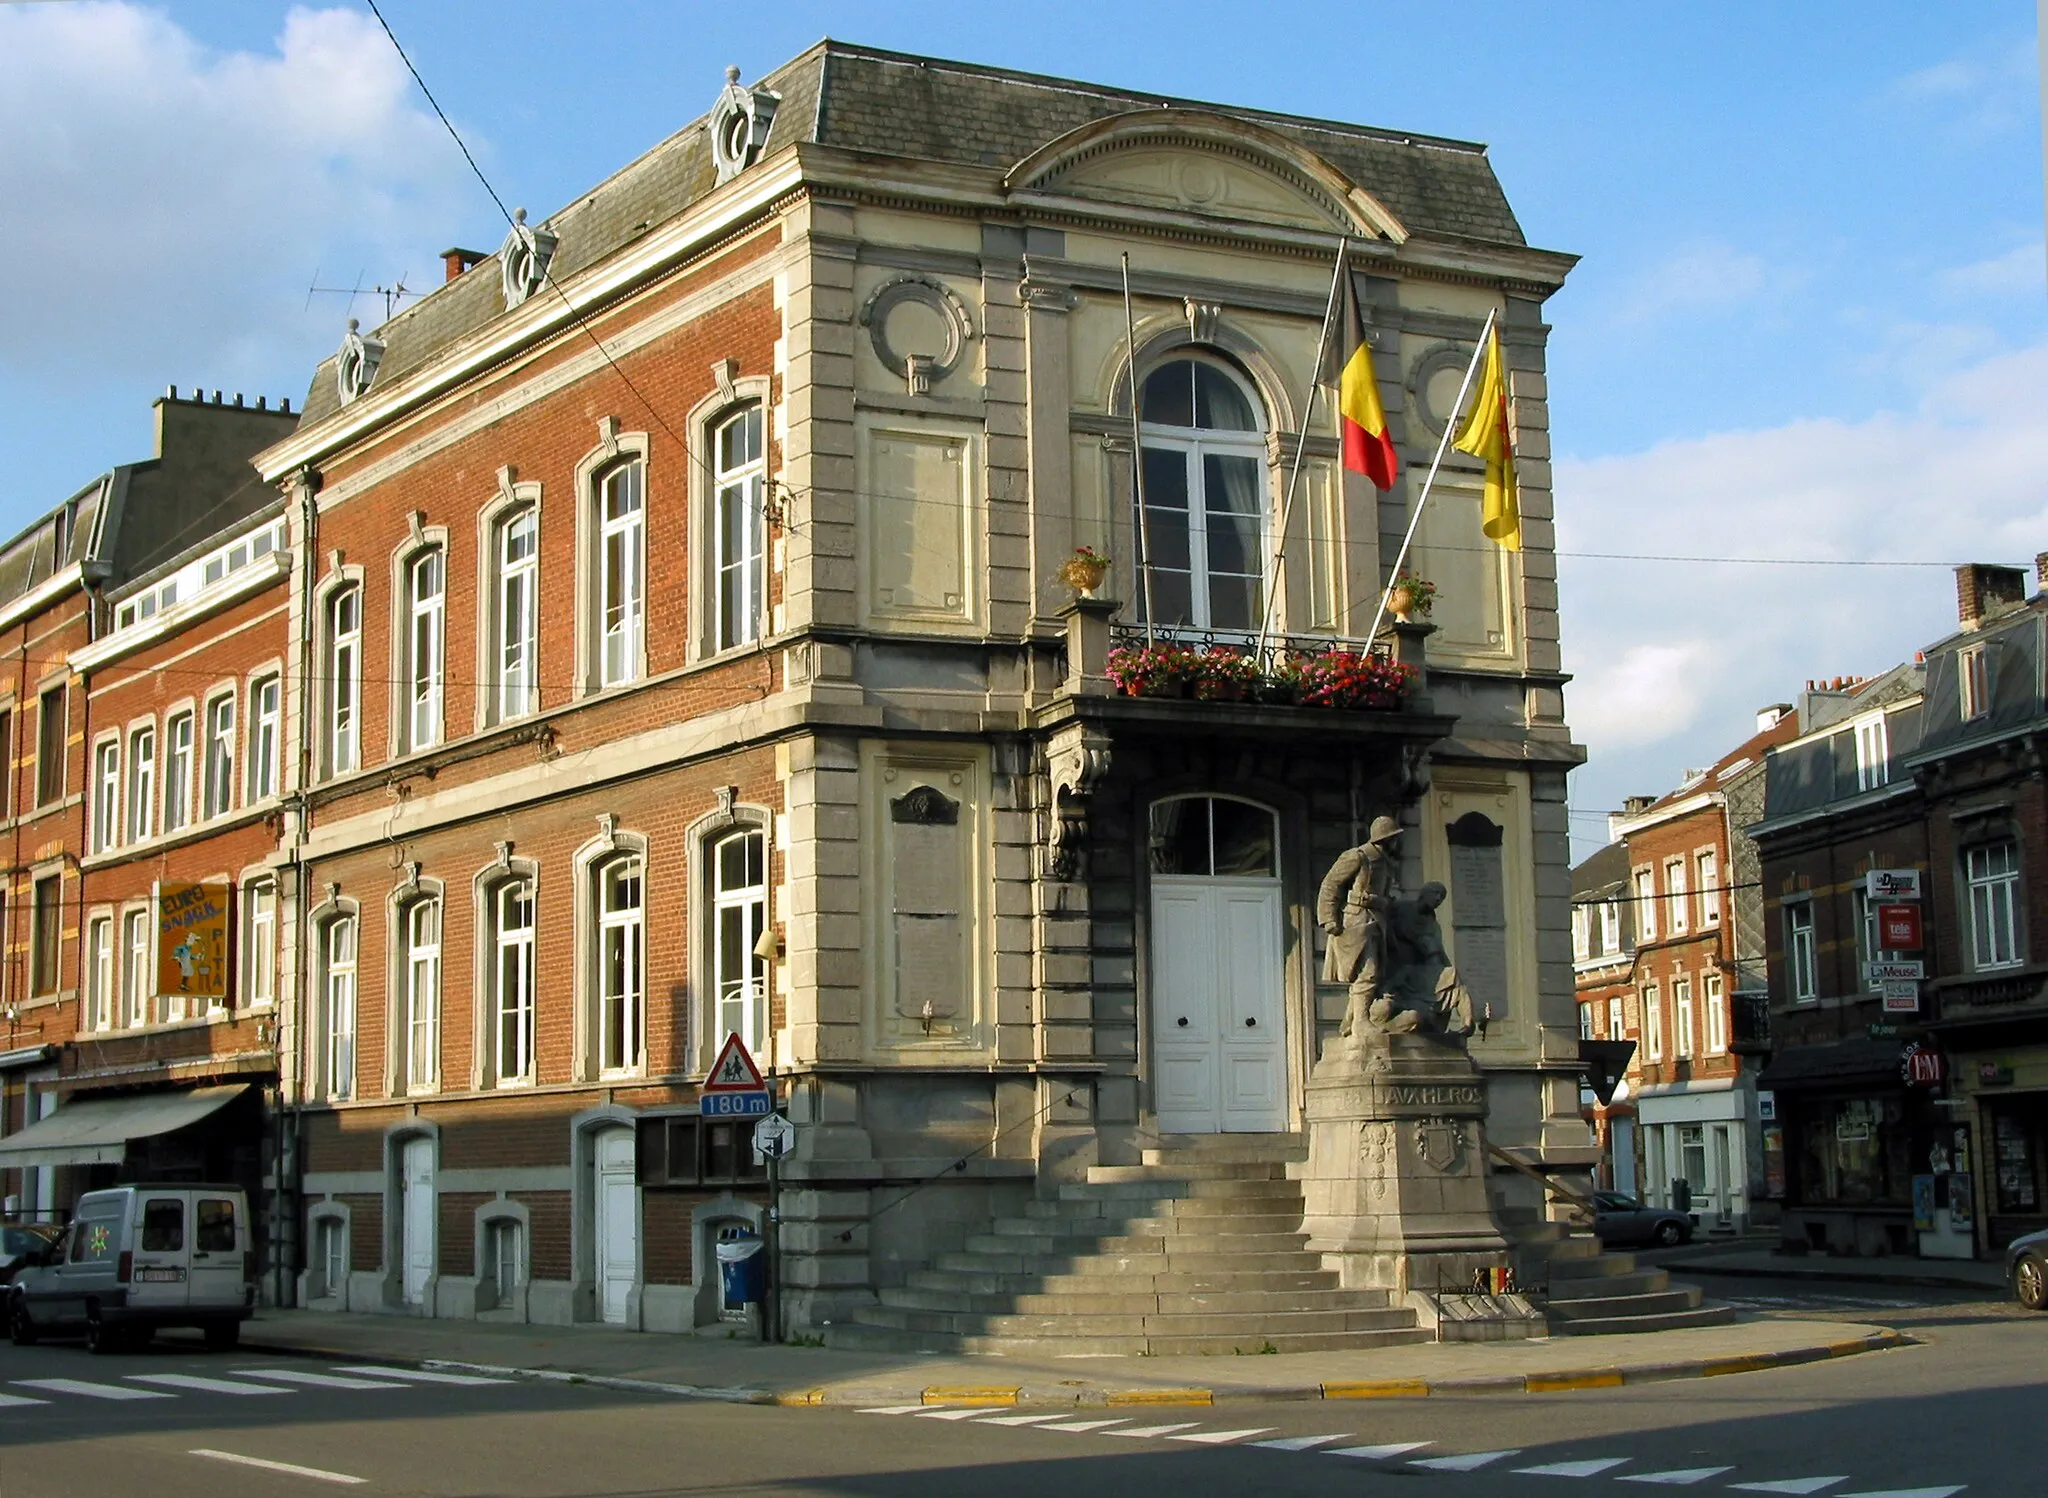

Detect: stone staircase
[826, 1136, 1430, 1356]
[1507, 1210, 1736, 1336]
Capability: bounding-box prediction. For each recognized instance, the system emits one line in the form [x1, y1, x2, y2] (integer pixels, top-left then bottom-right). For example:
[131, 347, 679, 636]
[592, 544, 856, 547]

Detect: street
[0, 1276, 2033, 1497]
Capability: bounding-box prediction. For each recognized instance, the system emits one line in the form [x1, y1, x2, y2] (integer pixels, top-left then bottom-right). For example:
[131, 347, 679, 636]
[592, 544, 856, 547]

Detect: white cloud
[1610, 243, 1769, 329]
[1558, 340, 2048, 826]
[1939, 242, 2048, 298]
[1886, 38, 2040, 138]
[0, 3, 478, 388]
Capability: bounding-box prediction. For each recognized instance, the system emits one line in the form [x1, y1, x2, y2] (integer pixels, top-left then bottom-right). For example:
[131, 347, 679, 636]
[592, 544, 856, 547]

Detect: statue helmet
[1367, 815, 1402, 845]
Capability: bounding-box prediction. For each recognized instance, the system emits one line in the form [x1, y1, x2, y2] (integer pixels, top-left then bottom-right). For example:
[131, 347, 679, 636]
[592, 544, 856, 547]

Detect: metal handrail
[1486, 1141, 1596, 1220]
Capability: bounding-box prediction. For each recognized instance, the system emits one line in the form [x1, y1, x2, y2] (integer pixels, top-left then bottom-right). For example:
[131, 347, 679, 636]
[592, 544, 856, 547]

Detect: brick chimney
[440, 247, 486, 283]
[1956, 563, 2027, 629]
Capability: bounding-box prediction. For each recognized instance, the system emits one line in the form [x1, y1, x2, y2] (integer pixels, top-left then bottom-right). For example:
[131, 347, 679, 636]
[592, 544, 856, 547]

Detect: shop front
[1965, 1073, 2048, 1250]
[1635, 1078, 1753, 1233]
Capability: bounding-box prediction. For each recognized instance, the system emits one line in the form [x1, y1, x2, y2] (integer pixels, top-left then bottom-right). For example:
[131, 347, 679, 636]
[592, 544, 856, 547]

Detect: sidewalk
[1656, 1241, 2011, 1294]
[238, 1307, 1907, 1409]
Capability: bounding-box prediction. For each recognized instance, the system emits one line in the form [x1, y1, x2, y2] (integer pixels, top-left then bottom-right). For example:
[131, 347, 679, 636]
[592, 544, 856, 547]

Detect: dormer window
[710, 65, 779, 184]
[499, 208, 558, 311]
[334, 319, 383, 406]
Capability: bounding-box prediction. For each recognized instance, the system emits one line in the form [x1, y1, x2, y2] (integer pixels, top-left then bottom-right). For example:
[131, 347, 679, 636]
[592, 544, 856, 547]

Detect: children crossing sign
[701, 1034, 770, 1118]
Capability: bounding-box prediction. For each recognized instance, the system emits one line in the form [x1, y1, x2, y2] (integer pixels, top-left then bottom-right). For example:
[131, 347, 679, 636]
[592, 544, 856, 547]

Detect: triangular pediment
[1006, 110, 1406, 242]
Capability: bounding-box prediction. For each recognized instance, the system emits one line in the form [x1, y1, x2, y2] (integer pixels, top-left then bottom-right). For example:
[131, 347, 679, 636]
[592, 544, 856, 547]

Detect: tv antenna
[305, 267, 418, 323]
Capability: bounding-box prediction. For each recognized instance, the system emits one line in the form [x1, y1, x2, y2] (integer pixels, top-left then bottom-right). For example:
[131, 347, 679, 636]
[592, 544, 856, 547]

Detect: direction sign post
[753, 1112, 796, 1162]
[702, 1033, 778, 1343]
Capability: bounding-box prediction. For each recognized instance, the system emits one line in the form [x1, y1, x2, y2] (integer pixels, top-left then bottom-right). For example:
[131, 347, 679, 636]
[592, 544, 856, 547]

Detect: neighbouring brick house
[0, 391, 299, 1294]
[243, 40, 1589, 1335]
[1571, 838, 1638, 1193]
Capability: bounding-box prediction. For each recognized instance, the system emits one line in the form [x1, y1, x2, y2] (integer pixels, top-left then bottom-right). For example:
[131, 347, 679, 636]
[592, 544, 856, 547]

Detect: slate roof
[298, 39, 1528, 426]
[1637, 710, 1804, 819]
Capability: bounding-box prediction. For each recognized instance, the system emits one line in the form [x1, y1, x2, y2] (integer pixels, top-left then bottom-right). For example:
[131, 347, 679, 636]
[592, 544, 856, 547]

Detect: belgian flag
[1334, 272, 1398, 492]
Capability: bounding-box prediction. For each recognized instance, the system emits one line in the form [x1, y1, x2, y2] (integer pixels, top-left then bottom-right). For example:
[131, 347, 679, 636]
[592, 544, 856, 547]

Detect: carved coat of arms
[1413, 1118, 1467, 1173]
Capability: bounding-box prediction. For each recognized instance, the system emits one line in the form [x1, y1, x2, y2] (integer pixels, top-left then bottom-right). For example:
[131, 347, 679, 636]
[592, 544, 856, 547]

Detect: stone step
[962, 1229, 1309, 1259]
[1551, 1305, 1739, 1336]
[877, 1285, 1393, 1317]
[1059, 1177, 1304, 1203]
[1546, 1250, 1640, 1279]
[1142, 1137, 1306, 1166]
[908, 1266, 1347, 1298]
[1542, 1270, 1672, 1301]
[935, 1247, 1328, 1278]
[1087, 1162, 1292, 1184]
[822, 1322, 1431, 1358]
[850, 1303, 1422, 1339]
[1024, 1192, 1303, 1222]
[1543, 1288, 1702, 1321]
[989, 1212, 1305, 1241]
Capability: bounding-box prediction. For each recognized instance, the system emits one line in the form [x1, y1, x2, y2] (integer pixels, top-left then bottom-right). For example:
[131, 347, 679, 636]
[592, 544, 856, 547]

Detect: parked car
[10, 1184, 253, 1353]
[1592, 1190, 1694, 1248]
[0, 1224, 61, 1285]
[2008, 1226, 2048, 1312]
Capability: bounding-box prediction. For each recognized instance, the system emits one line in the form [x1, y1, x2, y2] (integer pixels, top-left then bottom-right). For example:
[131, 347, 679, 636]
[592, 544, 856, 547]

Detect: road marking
[975, 1413, 1070, 1426]
[1106, 1423, 1203, 1439]
[0, 1394, 49, 1408]
[1517, 1458, 1633, 1477]
[1618, 1469, 1736, 1486]
[1411, 1449, 1522, 1472]
[1835, 1490, 1966, 1498]
[915, 1407, 1000, 1420]
[128, 1375, 291, 1397]
[1170, 1428, 1275, 1445]
[858, 1405, 930, 1415]
[190, 1449, 365, 1485]
[12, 1379, 169, 1401]
[1329, 1442, 1432, 1460]
[230, 1369, 409, 1391]
[332, 1365, 510, 1386]
[1041, 1418, 1132, 1432]
[1251, 1434, 1352, 1451]
[1732, 1481, 1848, 1494]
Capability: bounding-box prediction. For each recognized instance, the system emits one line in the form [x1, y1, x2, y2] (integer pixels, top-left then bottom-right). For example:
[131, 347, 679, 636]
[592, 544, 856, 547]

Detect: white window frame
[1134, 356, 1271, 635]
[91, 737, 120, 854]
[1674, 975, 1694, 1058]
[404, 898, 442, 1092]
[1785, 901, 1817, 1003]
[1606, 994, 1624, 1039]
[242, 878, 276, 1010]
[1960, 645, 1990, 720]
[597, 856, 644, 1075]
[326, 585, 362, 778]
[488, 1217, 524, 1294]
[711, 828, 768, 1056]
[325, 915, 358, 1099]
[1966, 841, 2022, 971]
[406, 547, 445, 752]
[1697, 850, 1719, 926]
[1599, 901, 1620, 955]
[121, 907, 150, 1028]
[85, 914, 113, 1032]
[1572, 907, 1590, 962]
[202, 692, 235, 821]
[713, 406, 767, 652]
[1854, 713, 1889, 792]
[248, 675, 281, 802]
[1705, 972, 1727, 1054]
[1634, 868, 1657, 942]
[596, 461, 646, 689]
[163, 710, 194, 834]
[125, 725, 155, 845]
[1665, 858, 1688, 935]
[1643, 983, 1663, 1060]
[494, 880, 536, 1086]
[317, 1216, 348, 1297]
[496, 507, 539, 723]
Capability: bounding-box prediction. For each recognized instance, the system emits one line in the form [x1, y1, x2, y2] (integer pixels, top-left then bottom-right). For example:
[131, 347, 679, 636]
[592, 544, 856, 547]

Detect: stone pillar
[1298, 1034, 1510, 1295]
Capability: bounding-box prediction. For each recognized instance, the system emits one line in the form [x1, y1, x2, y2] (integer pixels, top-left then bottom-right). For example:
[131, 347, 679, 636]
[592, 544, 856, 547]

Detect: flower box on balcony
[1105, 643, 1417, 711]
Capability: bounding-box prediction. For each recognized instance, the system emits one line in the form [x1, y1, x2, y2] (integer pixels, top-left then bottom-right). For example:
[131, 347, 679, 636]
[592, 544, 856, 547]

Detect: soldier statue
[1319, 824, 1476, 1041]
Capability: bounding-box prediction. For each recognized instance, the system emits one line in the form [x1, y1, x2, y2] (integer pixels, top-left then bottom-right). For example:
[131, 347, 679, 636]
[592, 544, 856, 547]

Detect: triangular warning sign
[703, 1032, 765, 1091]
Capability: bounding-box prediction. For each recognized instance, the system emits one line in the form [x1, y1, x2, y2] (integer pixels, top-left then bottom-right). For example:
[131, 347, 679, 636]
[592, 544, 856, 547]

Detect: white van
[10, 1184, 254, 1353]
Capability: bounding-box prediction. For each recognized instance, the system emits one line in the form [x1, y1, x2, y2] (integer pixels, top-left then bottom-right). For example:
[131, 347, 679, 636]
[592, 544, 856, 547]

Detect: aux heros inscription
[1297, 819, 1516, 1301]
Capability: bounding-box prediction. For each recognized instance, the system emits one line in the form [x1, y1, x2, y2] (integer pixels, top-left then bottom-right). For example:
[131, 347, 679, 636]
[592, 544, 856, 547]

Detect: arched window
[597, 857, 644, 1074]
[325, 586, 362, 776]
[494, 508, 539, 722]
[1146, 794, 1278, 878]
[596, 461, 645, 687]
[711, 830, 767, 1053]
[494, 880, 536, 1084]
[405, 547, 445, 751]
[1136, 357, 1269, 633]
[714, 407, 767, 651]
[404, 898, 442, 1091]
[325, 915, 359, 1099]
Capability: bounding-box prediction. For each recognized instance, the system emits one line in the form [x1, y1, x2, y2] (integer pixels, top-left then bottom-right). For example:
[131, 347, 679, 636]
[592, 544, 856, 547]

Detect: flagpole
[1362, 307, 1497, 647]
[1121, 254, 1156, 646]
[1254, 236, 1348, 660]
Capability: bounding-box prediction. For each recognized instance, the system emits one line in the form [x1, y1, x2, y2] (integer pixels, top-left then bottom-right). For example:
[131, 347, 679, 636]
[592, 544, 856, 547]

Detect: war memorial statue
[1298, 815, 1518, 1310]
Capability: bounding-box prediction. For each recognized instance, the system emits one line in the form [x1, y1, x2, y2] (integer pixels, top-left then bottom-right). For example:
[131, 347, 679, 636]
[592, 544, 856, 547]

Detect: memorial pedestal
[1298, 1032, 1511, 1296]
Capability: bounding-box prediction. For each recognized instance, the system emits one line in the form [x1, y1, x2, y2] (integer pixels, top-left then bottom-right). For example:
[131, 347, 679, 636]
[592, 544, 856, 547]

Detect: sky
[0, 1, 2042, 855]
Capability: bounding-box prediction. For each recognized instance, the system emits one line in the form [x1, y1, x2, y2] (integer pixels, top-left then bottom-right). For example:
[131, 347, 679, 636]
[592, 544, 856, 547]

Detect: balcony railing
[1109, 620, 1394, 664]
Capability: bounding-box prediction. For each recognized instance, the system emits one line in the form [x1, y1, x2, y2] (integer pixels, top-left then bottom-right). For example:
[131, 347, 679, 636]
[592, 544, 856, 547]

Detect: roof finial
[726, 64, 741, 84]
[346, 318, 359, 332]
[513, 206, 527, 225]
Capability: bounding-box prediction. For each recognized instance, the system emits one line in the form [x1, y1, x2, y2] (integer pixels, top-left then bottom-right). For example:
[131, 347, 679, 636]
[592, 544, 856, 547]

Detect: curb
[232, 1326, 1906, 1411]
[1661, 1259, 2008, 1294]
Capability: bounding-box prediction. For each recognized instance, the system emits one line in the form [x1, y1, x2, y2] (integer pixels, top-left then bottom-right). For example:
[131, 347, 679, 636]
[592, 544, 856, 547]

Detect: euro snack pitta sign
[157, 882, 230, 1001]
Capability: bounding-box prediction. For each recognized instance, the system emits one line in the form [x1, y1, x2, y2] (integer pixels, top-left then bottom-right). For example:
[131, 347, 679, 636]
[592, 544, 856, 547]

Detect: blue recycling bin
[716, 1226, 765, 1312]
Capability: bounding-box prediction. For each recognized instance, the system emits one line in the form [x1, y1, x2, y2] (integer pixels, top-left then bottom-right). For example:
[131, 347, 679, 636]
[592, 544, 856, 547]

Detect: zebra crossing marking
[127, 1374, 290, 1397]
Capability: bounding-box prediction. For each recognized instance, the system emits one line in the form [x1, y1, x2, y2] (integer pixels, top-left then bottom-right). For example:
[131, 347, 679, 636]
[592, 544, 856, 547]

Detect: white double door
[1151, 876, 1287, 1133]
[593, 1127, 639, 1325]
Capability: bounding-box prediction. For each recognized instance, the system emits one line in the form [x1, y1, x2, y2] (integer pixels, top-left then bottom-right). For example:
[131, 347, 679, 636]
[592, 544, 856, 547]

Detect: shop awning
[0, 1084, 247, 1168]
[1756, 1037, 1902, 1091]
